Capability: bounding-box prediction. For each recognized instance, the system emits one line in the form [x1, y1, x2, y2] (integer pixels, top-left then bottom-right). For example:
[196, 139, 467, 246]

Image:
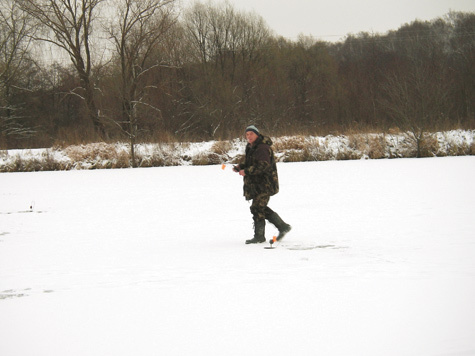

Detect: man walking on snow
[233, 125, 291, 244]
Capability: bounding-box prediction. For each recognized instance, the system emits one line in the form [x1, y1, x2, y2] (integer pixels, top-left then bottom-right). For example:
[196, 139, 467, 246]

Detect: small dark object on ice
[263, 236, 276, 249]
[264, 240, 275, 249]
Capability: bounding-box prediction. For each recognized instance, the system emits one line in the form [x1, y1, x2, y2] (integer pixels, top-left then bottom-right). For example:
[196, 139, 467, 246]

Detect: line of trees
[1, 0, 474, 151]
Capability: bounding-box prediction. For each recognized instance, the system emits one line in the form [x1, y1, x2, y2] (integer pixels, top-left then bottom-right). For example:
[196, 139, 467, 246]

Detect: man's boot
[245, 219, 266, 244]
[267, 211, 291, 241]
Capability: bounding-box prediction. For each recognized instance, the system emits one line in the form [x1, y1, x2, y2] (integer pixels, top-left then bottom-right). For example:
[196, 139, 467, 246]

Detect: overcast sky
[181, 0, 475, 42]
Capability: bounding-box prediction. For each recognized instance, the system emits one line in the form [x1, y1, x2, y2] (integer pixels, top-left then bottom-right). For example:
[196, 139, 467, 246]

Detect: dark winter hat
[245, 125, 260, 135]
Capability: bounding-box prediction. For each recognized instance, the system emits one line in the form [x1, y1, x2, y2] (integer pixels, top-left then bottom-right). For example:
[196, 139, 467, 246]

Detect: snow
[1, 156, 475, 356]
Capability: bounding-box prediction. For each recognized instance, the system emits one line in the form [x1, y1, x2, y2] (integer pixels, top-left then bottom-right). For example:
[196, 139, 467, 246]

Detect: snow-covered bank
[1, 156, 475, 355]
[1, 130, 474, 172]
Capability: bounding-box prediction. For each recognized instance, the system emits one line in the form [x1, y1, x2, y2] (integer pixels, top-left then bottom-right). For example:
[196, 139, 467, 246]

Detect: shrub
[210, 140, 232, 156]
[273, 136, 307, 151]
[192, 152, 225, 165]
[135, 143, 183, 167]
[282, 150, 308, 162]
[64, 143, 131, 169]
[334, 147, 362, 161]
[419, 134, 439, 158]
[278, 137, 324, 162]
[367, 135, 387, 159]
[41, 150, 66, 171]
[230, 154, 244, 164]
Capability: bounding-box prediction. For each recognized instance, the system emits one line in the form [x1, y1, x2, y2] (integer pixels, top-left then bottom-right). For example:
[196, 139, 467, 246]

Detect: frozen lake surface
[1, 157, 474, 355]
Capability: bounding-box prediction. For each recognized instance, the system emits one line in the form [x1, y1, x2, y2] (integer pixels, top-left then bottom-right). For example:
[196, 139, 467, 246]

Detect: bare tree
[182, 1, 271, 137]
[0, 0, 38, 146]
[18, 0, 106, 137]
[183, 2, 212, 66]
[379, 21, 455, 157]
[448, 11, 475, 121]
[380, 59, 451, 157]
[107, 0, 177, 166]
[184, 1, 269, 81]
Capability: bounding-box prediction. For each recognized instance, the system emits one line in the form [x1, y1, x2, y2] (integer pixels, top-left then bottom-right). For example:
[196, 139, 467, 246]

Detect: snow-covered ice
[1, 157, 474, 355]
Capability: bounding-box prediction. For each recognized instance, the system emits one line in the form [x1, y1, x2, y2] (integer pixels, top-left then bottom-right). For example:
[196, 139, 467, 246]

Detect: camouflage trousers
[250, 193, 275, 222]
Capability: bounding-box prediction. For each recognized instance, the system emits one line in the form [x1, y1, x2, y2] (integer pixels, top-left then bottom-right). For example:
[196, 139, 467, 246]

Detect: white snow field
[1, 156, 474, 356]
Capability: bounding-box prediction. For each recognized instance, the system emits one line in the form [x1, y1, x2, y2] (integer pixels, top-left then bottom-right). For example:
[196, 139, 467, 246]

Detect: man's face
[246, 131, 259, 145]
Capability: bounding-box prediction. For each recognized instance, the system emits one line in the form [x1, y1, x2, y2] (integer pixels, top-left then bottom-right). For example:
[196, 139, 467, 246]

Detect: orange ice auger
[265, 236, 278, 249]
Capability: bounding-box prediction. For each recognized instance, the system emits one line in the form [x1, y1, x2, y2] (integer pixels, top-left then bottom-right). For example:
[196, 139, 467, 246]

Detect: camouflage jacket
[238, 135, 279, 200]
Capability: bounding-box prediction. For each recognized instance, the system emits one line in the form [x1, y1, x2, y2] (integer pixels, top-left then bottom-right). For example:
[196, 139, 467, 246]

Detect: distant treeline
[1, 0, 474, 149]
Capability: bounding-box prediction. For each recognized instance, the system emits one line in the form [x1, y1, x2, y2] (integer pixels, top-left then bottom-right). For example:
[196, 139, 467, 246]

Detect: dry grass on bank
[1, 131, 473, 173]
